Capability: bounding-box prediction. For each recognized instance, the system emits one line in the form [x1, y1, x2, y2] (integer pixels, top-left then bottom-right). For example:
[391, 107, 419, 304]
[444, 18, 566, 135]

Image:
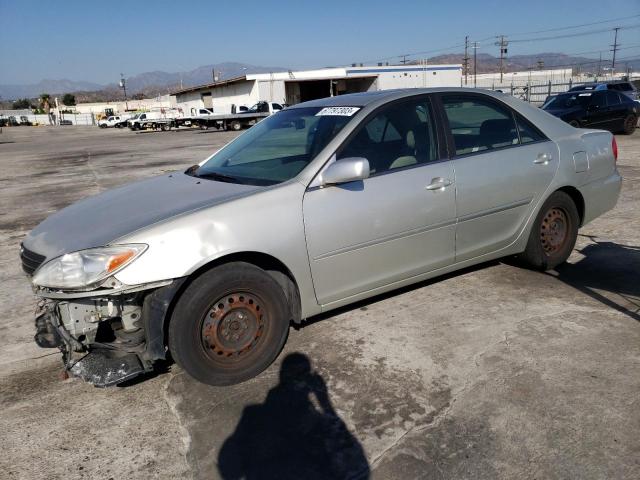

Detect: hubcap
[201, 293, 264, 359]
[540, 207, 568, 254]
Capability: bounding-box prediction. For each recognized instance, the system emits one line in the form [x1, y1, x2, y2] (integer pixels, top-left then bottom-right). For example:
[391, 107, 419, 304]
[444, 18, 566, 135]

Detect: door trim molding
[313, 218, 456, 261]
[458, 197, 533, 223]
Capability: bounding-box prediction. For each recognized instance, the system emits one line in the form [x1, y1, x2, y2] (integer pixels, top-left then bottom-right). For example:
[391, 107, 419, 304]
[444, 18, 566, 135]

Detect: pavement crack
[163, 371, 195, 479]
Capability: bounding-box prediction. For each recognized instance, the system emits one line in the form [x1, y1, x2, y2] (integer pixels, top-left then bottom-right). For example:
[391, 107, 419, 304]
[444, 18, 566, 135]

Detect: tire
[99, 123, 107, 128]
[622, 114, 637, 135]
[518, 191, 579, 271]
[168, 262, 290, 386]
[230, 120, 242, 131]
[161, 123, 170, 131]
[568, 120, 580, 128]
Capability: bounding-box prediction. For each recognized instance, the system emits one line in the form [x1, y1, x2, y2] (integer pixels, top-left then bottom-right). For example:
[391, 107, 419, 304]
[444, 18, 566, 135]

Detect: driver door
[303, 97, 456, 305]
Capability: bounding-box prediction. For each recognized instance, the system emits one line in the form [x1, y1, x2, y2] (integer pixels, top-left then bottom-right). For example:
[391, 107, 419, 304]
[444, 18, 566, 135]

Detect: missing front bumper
[32, 279, 186, 387]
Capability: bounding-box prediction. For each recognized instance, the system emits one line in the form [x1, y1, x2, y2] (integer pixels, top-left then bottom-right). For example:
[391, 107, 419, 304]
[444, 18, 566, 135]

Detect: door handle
[425, 177, 453, 191]
[534, 153, 552, 165]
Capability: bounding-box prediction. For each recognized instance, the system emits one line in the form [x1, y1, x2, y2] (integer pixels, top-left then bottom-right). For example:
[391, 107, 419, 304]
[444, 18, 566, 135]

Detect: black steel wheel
[518, 191, 579, 271]
[622, 114, 637, 135]
[168, 262, 290, 385]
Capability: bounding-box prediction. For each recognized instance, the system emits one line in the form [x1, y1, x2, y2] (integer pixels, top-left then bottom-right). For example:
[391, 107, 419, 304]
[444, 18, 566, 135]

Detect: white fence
[1, 112, 97, 126]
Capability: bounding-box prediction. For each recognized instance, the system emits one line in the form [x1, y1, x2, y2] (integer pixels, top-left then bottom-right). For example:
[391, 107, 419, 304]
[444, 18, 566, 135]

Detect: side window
[605, 91, 621, 106]
[442, 95, 518, 156]
[272, 103, 283, 110]
[515, 115, 545, 144]
[337, 99, 439, 175]
[591, 93, 607, 108]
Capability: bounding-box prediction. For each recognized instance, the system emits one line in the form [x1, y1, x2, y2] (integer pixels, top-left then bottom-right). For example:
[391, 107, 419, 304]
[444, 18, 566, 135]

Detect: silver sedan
[21, 88, 621, 386]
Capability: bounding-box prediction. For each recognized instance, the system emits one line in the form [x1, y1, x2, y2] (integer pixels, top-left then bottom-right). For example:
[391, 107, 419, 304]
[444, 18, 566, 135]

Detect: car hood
[23, 172, 261, 261]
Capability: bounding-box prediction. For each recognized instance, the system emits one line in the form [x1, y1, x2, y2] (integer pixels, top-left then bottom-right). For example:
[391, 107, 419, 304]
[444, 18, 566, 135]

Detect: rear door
[605, 91, 626, 129]
[438, 93, 558, 262]
[303, 97, 456, 305]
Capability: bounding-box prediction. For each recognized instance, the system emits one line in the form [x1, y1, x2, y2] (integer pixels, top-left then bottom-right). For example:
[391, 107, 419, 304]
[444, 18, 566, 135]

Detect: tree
[39, 93, 51, 111]
[12, 98, 32, 110]
[62, 93, 76, 106]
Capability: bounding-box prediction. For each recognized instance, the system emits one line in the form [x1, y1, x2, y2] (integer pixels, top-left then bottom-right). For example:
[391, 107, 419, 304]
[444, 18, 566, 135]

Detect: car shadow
[217, 352, 370, 480]
[551, 235, 640, 322]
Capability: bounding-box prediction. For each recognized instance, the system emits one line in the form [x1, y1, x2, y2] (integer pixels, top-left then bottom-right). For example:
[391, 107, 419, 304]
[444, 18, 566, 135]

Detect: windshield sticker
[578, 93, 592, 96]
[316, 107, 360, 116]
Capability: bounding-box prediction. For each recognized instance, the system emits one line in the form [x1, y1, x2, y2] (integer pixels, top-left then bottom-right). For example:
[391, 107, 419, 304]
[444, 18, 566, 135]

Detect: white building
[72, 95, 173, 115]
[171, 64, 462, 114]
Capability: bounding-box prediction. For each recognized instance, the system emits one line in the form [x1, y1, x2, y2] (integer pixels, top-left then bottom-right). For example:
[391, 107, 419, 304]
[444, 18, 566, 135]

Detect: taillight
[612, 137, 618, 163]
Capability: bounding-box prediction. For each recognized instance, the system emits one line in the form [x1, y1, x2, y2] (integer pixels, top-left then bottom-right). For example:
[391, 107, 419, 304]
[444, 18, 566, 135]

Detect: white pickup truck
[98, 115, 130, 128]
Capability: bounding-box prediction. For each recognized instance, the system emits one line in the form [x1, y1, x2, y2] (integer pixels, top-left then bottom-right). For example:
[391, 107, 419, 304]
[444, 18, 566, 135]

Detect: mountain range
[0, 62, 285, 101]
[2, 54, 638, 101]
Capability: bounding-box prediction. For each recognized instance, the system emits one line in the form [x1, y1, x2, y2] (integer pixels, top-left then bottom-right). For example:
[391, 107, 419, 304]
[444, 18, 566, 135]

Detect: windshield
[193, 107, 356, 185]
[542, 93, 592, 110]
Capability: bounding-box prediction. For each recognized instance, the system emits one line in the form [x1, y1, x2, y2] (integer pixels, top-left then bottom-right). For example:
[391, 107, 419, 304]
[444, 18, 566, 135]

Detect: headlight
[32, 244, 147, 290]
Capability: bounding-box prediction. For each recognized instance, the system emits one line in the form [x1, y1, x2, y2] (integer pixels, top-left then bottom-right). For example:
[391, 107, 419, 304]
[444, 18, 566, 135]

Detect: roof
[289, 87, 503, 109]
[171, 76, 249, 95]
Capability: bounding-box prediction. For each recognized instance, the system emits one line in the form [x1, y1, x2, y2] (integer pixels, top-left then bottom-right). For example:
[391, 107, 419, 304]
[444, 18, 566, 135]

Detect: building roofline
[170, 75, 249, 95]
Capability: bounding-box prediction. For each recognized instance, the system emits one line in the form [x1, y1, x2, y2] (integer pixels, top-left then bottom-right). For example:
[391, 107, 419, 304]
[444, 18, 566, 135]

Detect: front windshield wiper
[196, 171, 243, 184]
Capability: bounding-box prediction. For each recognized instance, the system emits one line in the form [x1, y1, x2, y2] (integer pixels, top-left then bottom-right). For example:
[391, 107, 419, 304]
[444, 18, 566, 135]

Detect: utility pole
[495, 35, 508, 83]
[119, 73, 128, 111]
[597, 52, 602, 78]
[463, 36, 469, 85]
[400, 54, 408, 65]
[473, 42, 479, 88]
[611, 27, 620, 71]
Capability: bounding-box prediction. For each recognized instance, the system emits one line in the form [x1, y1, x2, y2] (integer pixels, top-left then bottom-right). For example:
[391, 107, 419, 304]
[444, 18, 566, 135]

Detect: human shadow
[552, 236, 640, 322]
[218, 352, 370, 480]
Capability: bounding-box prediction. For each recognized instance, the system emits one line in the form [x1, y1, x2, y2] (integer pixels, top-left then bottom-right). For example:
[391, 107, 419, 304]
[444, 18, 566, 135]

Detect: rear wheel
[230, 120, 242, 131]
[168, 262, 290, 386]
[622, 114, 637, 135]
[518, 191, 579, 271]
[568, 120, 580, 128]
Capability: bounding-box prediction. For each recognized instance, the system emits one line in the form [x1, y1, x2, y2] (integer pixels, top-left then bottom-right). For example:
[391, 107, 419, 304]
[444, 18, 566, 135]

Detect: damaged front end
[32, 280, 184, 387]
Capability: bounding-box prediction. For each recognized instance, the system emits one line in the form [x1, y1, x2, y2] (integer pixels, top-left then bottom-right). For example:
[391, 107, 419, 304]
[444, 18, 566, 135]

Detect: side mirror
[321, 157, 370, 186]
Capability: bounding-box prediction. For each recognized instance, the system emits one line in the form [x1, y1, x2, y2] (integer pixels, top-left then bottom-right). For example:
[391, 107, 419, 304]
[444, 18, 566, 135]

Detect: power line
[504, 14, 640, 37]
[509, 23, 640, 43]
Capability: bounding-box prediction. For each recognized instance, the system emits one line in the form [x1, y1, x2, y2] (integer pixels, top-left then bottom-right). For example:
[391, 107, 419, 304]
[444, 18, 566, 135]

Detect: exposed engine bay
[33, 280, 183, 387]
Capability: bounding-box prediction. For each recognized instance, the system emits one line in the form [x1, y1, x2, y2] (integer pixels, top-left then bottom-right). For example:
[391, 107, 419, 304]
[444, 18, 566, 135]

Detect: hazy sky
[1, 0, 638, 84]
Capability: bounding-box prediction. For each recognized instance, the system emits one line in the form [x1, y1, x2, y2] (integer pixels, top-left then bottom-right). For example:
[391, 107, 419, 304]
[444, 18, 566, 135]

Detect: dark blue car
[542, 89, 638, 134]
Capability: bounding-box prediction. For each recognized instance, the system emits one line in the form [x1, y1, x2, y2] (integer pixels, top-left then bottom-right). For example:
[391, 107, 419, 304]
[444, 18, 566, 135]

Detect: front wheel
[622, 114, 637, 135]
[168, 262, 290, 386]
[568, 119, 580, 128]
[230, 120, 242, 131]
[518, 191, 579, 271]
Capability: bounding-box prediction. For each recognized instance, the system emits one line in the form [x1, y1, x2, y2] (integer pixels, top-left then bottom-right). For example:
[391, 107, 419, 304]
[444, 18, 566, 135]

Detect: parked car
[568, 81, 639, 101]
[22, 88, 621, 387]
[18, 115, 32, 126]
[542, 89, 638, 134]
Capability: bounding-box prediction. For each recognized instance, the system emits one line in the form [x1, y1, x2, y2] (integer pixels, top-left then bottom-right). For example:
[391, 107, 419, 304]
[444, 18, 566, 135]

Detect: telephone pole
[495, 35, 508, 83]
[611, 27, 620, 70]
[463, 36, 470, 85]
[473, 42, 479, 88]
[400, 54, 408, 65]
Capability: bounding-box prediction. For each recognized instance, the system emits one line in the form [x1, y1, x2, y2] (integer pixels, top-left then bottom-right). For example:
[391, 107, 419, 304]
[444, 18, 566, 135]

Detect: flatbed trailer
[175, 112, 270, 131]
